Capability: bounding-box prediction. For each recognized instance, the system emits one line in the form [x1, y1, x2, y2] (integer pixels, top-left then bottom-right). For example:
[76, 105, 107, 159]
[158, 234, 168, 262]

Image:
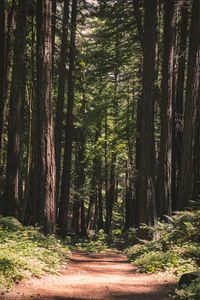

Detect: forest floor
[1, 250, 176, 300]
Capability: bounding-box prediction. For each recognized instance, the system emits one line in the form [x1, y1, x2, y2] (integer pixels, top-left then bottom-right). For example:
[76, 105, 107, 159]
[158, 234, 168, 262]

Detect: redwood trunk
[55, 0, 70, 212]
[178, 0, 200, 210]
[35, 0, 56, 233]
[137, 0, 157, 238]
[58, 0, 78, 236]
[4, 0, 27, 217]
[157, 0, 175, 218]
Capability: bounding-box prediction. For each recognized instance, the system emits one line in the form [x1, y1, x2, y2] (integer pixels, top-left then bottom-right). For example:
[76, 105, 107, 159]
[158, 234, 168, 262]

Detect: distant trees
[0, 0, 199, 236]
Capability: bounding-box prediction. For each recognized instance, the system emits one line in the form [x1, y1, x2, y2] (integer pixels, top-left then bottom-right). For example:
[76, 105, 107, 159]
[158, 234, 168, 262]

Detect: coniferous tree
[178, 0, 200, 210]
[55, 0, 70, 211]
[3, 0, 27, 217]
[31, 0, 56, 233]
[137, 0, 157, 237]
[58, 0, 78, 236]
[157, 0, 175, 218]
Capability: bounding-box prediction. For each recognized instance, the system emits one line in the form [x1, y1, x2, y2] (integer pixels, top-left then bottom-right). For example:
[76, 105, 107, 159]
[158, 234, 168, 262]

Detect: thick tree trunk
[0, 0, 16, 164]
[34, 0, 56, 234]
[172, 0, 188, 210]
[3, 0, 27, 217]
[58, 0, 78, 236]
[157, 0, 175, 218]
[55, 0, 70, 213]
[137, 0, 157, 238]
[178, 0, 200, 210]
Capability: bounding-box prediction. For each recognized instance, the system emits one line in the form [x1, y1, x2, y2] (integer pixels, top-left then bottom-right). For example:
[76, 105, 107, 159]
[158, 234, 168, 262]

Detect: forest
[0, 0, 200, 299]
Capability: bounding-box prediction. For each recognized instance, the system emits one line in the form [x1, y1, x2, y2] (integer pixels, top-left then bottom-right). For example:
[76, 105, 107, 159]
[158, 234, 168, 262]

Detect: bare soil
[1, 251, 176, 300]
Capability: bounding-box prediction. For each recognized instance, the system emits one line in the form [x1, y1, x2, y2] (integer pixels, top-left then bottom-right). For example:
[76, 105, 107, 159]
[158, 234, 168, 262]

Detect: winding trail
[2, 251, 175, 300]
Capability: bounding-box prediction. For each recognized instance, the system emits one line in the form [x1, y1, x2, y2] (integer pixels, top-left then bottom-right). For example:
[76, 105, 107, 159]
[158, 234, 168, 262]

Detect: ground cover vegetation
[0, 0, 200, 298]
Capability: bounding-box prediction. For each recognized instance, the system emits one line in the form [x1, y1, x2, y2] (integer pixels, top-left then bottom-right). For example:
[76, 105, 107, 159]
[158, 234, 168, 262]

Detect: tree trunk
[172, 0, 188, 210]
[34, 0, 56, 234]
[157, 0, 175, 218]
[105, 71, 118, 234]
[137, 0, 157, 238]
[86, 130, 100, 233]
[58, 0, 78, 236]
[55, 0, 70, 213]
[3, 0, 27, 217]
[52, 0, 56, 69]
[178, 0, 200, 210]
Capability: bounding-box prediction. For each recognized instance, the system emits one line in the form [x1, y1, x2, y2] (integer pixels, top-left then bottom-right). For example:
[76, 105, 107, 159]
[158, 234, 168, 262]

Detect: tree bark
[3, 0, 27, 217]
[34, 0, 56, 233]
[172, 0, 188, 210]
[55, 0, 70, 213]
[58, 0, 78, 236]
[137, 0, 157, 238]
[178, 0, 200, 210]
[157, 0, 175, 218]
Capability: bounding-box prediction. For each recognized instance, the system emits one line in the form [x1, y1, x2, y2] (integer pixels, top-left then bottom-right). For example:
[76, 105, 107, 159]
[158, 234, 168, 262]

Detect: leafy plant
[0, 216, 70, 293]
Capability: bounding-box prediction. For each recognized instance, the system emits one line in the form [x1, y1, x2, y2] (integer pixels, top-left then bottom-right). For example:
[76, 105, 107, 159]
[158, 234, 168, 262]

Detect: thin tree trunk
[87, 130, 99, 233]
[58, 0, 78, 236]
[97, 153, 103, 230]
[55, 0, 70, 213]
[105, 71, 118, 234]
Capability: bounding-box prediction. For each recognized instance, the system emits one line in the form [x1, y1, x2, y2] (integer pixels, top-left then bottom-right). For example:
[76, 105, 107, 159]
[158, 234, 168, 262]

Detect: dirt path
[2, 251, 176, 300]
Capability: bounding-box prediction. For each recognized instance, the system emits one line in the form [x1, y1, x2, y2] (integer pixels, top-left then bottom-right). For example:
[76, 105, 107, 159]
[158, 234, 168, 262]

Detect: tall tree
[172, 0, 188, 210]
[58, 0, 78, 236]
[157, 0, 175, 218]
[137, 0, 157, 237]
[3, 0, 27, 217]
[34, 0, 56, 233]
[178, 0, 200, 210]
[55, 0, 70, 211]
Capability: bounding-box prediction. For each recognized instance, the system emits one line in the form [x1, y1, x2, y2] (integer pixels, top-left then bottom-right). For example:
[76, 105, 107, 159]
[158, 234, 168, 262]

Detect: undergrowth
[0, 216, 70, 294]
[125, 209, 200, 299]
[67, 229, 120, 253]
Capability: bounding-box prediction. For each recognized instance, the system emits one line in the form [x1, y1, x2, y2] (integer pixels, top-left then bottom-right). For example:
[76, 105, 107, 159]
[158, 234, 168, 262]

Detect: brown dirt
[1, 251, 176, 300]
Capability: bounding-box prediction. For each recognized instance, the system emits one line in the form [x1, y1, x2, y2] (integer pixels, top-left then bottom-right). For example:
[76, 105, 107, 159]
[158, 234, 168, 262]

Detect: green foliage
[68, 230, 112, 253]
[174, 278, 200, 300]
[125, 210, 200, 278]
[0, 216, 70, 293]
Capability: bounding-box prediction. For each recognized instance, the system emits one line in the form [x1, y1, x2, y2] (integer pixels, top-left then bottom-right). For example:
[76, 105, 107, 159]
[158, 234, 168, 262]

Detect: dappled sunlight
[4, 252, 175, 300]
